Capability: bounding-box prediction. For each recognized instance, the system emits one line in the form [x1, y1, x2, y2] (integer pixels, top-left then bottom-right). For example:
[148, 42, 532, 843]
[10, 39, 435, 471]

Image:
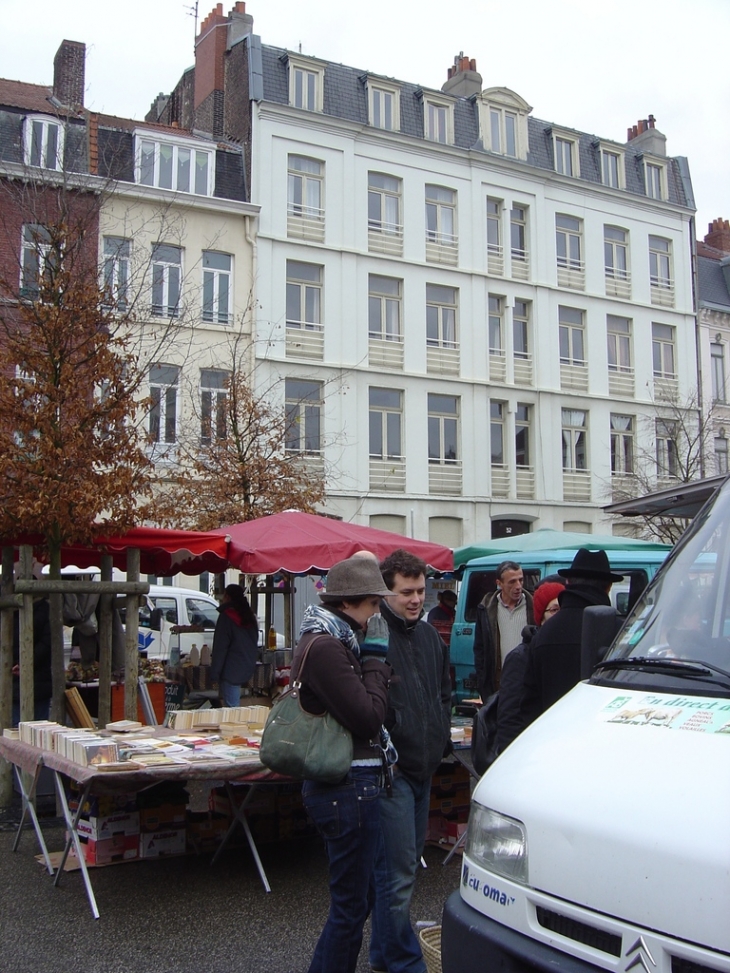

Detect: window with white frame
[562, 408, 588, 471]
[151, 244, 182, 318]
[428, 394, 459, 463]
[202, 251, 232, 325]
[610, 414, 634, 475]
[20, 223, 53, 297]
[559, 306, 585, 366]
[556, 215, 583, 271]
[426, 284, 458, 349]
[149, 364, 179, 445]
[288, 58, 324, 112]
[715, 435, 728, 475]
[607, 315, 632, 373]
[510, 205, 528, 263]
[513, 300, 530, 360]
[652, 322, 675, 378]
[425, 185, 456, 247]
[655, 419, 678, 477]
[368, 172, 401, 236]
[287, 155, 324, 219]
[488, 295, 503, 356]
[286, 261, 322, 331]
[604, 226, 629, 282]
[489, 107, 517, 157]
[649, 235, 673, 291]
[554, 135, 578, 176]
[645, 160, 666, 200]
[600, 146, 623, 189]
[515, 403, 531, 467]
[424, 98, 452, 144]
[200, 368, 229, 444]
[368, 275, 402, 341]
[369, 387, 402, 460]
[285, 378, 322, 454]
[712, 342, 726, 403]
[368, 81, 400, 131]
[487, 197, 502, 259]
[136, 135, 212, 195]
[24, 116, 63, 170]
[102, 236, 130, 311]
[490, 401, 505, 466]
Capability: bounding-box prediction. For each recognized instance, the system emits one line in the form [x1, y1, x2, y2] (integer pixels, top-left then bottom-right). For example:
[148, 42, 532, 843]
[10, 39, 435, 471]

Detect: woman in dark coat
[210, 584, 258, 707]
[294, 555, 395, 973]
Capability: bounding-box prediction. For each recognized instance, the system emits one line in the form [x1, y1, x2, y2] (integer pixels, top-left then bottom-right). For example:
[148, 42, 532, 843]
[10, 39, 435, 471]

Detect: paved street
[0, 795, 461, 973]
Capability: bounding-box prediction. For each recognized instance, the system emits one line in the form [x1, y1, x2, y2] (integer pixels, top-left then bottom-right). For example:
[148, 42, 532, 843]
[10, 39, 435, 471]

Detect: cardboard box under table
[0, 730, 285, 919]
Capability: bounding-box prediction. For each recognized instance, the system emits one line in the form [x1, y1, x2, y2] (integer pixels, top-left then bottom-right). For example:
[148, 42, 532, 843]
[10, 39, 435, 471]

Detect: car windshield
[595, 479, 730, 696]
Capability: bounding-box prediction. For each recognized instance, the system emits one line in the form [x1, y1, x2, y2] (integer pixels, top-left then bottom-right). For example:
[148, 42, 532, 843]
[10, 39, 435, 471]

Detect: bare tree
[150, 330, 326, 529]
[606, 391, 714, 544]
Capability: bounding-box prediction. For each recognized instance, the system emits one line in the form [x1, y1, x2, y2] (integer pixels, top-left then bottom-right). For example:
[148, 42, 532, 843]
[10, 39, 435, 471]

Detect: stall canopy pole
[97, 555, 113, 729]
[124, 548, 140, 722]
[18, 546, 34, 725]
[0, 547, 15, 806]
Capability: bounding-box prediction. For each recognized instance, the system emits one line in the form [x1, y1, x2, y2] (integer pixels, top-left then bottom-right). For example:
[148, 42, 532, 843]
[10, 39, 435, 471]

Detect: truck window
[186, 598, 218, 631]
[463, 569, 541, 621]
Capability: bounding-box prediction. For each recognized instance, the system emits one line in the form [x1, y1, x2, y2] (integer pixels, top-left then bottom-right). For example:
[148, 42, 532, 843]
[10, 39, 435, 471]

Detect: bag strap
[290, 634, 326, 688]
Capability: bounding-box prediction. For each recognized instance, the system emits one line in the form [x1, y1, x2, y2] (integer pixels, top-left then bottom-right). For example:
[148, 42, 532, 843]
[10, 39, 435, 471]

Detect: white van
[442, 481, 730, 972]
[127, 585, 220, 661]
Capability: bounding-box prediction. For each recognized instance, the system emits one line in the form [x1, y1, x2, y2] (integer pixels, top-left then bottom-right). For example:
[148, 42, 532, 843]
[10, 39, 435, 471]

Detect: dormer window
[366, 77, 400, 132]
[285, 54, 325, 112]
[598, 142, 625, 189]
[478, 88, 531, 161]
[552, 128, 580, 177]
[644, 157, 667, 200]
[421, 93, 454, 144]
[23, 116, 63, 170]
[135, 131, 214, 196]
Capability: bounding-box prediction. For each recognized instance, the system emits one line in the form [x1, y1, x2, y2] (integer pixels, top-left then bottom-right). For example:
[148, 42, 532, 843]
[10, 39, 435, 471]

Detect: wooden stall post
[97, 555, 113, 728]
[124, 548, 140, 721]
[0, 547, 16, 807]
[18, 546, 34, 725]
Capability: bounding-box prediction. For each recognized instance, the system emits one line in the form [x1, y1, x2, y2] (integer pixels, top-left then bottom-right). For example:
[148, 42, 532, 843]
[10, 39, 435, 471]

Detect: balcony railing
[490, 465, 509, 498]
[560, 360, 589, 392]
[369, 458, 406, 492]
[287, 204, 325, 242]
[368, 220, 404, 257]
[511, 248, 530, 280]
[650, 276, 675, 307]
[427, 344, 460, 376]
[286, 322, 324, 360]
[425, 230, 458, 266]
[369, 334, 404, 369]
[489, 349, 506, 383]
[608, 365, 635, 397]
[563, 469, 591, 502]
[516, 466, 535, 499]
[487, 244, 504, 276]
[513, 354, 533, 386]
[557, 257, 585, 290]
[429, 460, 462, 495]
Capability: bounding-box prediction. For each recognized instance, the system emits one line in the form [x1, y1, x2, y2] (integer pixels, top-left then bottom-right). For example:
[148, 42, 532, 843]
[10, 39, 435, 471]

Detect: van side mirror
[581, 606, 623, 679]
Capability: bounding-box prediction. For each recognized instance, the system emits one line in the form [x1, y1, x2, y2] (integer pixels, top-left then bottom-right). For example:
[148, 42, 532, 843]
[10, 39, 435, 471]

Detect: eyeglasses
[543, 607, 560, 615]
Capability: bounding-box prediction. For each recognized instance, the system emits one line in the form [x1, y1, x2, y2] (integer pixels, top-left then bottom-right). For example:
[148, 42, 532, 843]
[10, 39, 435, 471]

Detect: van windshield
[596, 479, 730, 696]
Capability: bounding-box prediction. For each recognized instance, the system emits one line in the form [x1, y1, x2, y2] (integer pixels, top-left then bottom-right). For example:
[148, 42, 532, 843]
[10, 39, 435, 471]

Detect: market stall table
[0, 731, 284, 918]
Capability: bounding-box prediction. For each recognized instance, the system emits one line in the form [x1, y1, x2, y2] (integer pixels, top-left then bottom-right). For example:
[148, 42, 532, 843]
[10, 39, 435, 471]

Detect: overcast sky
[1, 0, 728, 235]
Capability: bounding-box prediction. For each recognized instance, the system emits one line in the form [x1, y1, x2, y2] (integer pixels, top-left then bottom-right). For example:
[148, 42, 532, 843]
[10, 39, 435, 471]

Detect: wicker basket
[418, 925, 442, 973]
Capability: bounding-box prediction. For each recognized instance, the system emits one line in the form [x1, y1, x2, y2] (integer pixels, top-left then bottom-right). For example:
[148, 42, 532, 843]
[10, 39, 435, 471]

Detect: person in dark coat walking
[518, 549, 623, 733]
[210, 584, 259, 707]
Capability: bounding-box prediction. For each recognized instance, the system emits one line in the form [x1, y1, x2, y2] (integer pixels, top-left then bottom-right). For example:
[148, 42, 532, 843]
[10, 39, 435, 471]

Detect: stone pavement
[0, 793, 460, 973]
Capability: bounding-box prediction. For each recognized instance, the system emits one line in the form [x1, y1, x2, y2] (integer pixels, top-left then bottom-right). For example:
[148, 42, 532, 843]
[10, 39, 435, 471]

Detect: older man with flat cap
[517, 549, 623, 732]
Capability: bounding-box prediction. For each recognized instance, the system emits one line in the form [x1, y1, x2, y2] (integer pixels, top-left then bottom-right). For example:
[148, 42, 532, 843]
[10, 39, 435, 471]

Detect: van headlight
[465, 803, 528, 884]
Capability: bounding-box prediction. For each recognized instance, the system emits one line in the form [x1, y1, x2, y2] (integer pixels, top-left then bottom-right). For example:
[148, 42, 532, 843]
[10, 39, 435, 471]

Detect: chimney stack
[626, 114, 666, 156]
[442, 53, 482, 98]
[705, 219, 730, 255]
[53, 40, 85, 108]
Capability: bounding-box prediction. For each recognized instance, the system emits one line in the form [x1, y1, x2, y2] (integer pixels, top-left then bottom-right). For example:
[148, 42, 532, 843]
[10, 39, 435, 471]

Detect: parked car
[441, 485, 730, 972]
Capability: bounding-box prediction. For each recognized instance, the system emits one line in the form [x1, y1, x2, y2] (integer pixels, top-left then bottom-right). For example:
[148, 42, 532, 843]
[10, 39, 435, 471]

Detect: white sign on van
[601, 693, 730, 734]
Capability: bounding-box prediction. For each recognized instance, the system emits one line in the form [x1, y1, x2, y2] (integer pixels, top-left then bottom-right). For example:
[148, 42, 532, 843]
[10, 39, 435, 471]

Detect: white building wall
[251, 101, 696, 546]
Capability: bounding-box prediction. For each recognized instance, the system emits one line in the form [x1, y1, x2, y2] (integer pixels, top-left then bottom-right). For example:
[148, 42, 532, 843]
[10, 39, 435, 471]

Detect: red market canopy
[213, 511, 453, 575]
[7, 527, 233, 577]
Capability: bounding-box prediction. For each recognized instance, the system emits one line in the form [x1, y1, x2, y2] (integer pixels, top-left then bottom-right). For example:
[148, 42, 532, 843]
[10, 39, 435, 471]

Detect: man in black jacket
[370, 549, 451, 973]
[518, 549, 623, 731]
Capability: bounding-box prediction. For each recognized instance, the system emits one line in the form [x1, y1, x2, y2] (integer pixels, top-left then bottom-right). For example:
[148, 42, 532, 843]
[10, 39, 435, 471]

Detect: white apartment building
[152, 6, 697, 548]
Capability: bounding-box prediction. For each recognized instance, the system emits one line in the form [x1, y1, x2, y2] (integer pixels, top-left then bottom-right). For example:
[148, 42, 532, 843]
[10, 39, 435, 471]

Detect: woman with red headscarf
[496, 578, 565, 753]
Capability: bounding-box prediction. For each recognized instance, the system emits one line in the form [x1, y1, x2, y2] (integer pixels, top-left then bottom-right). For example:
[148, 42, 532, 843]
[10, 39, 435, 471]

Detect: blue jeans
[303, 767, 383, 973]
[218, 680, 241, 707]
[370, 772, 431, 973]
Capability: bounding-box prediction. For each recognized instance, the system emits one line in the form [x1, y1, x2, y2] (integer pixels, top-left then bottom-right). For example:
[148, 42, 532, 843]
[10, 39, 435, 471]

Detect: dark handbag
[471, 691, 500, 776]
[259, 636, 353, 783]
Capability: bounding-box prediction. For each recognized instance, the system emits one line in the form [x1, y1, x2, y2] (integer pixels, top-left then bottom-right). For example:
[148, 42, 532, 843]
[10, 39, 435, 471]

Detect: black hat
[558, 548, 624, 583]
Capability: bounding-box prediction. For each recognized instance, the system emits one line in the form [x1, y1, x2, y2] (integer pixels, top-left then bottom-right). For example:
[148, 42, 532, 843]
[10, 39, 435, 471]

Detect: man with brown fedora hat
[517, 549, 623, 731]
